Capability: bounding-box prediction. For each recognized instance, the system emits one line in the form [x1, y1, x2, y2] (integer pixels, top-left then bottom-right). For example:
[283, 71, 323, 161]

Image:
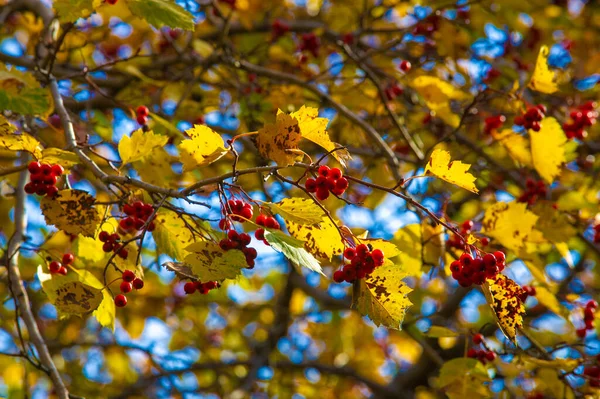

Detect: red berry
[102, 242, 113, 252]
[493, 251, 505, 263]
[467, 348, 477, 358]
[333, 270, 345, 283]
[41, 164, 52, 176]
[305, 178, 317, 192]
[114, 294, 127, 307]
[51, 164, 64, 176]
[265, 217, 279, 229]
[254, 229, 265, 241]
[62, 253, 74, 265]
[576, 328, 587, 338]
[118, 248, 128, 259]
[49, 261, 62, 273]
[344, 248, 356, 260]
[371, 249, 384, 263]
[24, 183, 36, 194]
[585, 307, 595, 319]
[58, 267, 68, 275]
[240, 206, 253, 220]
[44, 175, 57, 186]
[449, 261, 461, 273]
[586, 319, 595, 330]
[120, 281, 132, 293]
[36, 185, 47, 196]
[136, 105, 149, 117]
[473, 333, 484, 344]
[480, 237, 490, 246]
[530, 121, 541, 132]
[459, 253, 473, 265]
[132, 278, 144, 290]
[315, 188, 329, 201]
[122, 270, 136, 282]
[462, 220, 474, 231]
[587, 300, 598, 309]
[99, 231, 110, 242]
[256, 214, 267, 226]
[399, 60, 411, 72]
[28, 161, 41, 174]
[318, 165, 330, 177]
[485, 351, 496, 361]
[335, 177, 349, 191]
[329, 168, 342, 180]
[239, 233, 251, 246]
[136, 115, 148, 125]
[184, 282, 196, 294]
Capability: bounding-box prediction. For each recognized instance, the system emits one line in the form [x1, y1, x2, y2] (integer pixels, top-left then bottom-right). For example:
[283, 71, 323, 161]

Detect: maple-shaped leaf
[482, 274, 526, 344]
[492, 129, 532, 167]
[178, 125, 228, 171]
[40, 189, 101, 237]
[256, 106, 349, 167]
[352, 260, 412, 330]
[285, 215, 344, 260]
[481, 201, 538, 252]
[0, 64, 53, 117]
[424, 149, 478, 193]
[436, 358, 492, 399]
[125, 0, 195, 31]
[263, 230, 324, 276]
[263, 197, 325, 226]
[528, 45, 558, 94]
[411, 76, 471, 128]
[530, 117, 567, 183]
[118, 129, 168, 165]
[183, 242, 247, 281]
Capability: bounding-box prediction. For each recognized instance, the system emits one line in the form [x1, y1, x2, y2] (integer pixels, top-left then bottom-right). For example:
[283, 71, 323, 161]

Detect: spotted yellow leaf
[184, 241, 247, 281]
[530, 117, 567, 183]
[153, 210, 199, 261]
[492, 129, 532, 167]
[40, 148, 79, 170]
[118, 129, 168, 165]
[0, 117, 43, 159]
[528, 45, 558, 94]
[263, 197, 325, 226]
[482, 274, 526, 344]
[411, 76, 472, 128]
[425, 149, 478, 193]
[481, 201, 538, 252]
[37, 267, 103, 315]
[285, 215, 344, 260]
[178, 125, 228, 171]
[40, 189, 101, 237]
[352, 260, 412, 330]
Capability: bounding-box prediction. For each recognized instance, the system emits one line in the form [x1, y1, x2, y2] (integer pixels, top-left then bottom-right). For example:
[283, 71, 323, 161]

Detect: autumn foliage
[1, 0, 600, 398]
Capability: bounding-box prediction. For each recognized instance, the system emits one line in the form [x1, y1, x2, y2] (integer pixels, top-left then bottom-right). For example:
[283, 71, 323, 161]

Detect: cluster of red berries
[48, 253, 74, 275]
[514, 105, 547, 132]
[584, 362, 600, 388]
[25, 161, 64, 198]
[384, 82, 403, 101]
[412, 14, 440, 36]
[341, 33, 354, 45]
[519, 285, 537, 302]
[399, 60, 411, 72]
[255, 214, 281, 245]
[227, 199, 253, 222]
[305, 165, 349, 201]
[517, 178, 547, 205]
[467, 347, 496, 364]
[99, 231, 128, 259]
[563, 101, 597, 140]
[447, 220, 476, 249]
[120, 201, 156, 232]
[183, 280, 220, 295]
[484, 114, 506, 134]
[271, 20, 289, 41]
[332, 244, 385, 283]
[219, 230, 258, 269]
[592, 224, 600, 243]
[483, 68, 501, 84]
[298, 33, 320, 57]
[136, 105, 149, 126]
[114, 270, 144, 308]
[449, 251, 506, 287]
[576, 300, 597, 338]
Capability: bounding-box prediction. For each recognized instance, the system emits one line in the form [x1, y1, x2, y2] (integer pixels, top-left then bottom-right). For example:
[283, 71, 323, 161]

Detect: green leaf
[125, 0, 195, 31]
[184, 242, 247, 281]
[53, 0, 100, 22]
[264, 230, 324, 276]
[437, 358, 492, 399]
[153, 210, 197, 262]
[0, 65, 53, 116]
[352, 260, 412, 330]
[264, 198, 325, 226]
[426, 326, 460, 338]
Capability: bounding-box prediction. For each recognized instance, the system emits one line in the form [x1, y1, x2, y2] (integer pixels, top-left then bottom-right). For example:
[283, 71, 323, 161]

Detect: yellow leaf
[352, 260, 412, 330]
[492, 129, 532, 167]
[263, 197, 325, 226]
[38, 268, 103, 315]
[184, 242, 247, 281]
[411, 76, 471, 128]
[534, 286, 570, 318]
[256, 110, 304, 166]
[134, 147, 177, 187]
[392, 222, 445, 276]
[528, 45, 558, 94]
[437, 358, 492, 399]
[178, 125, 228, 170]
[482, 274, 526, 344]
[40, 189, 100, 237]
[285, 215, 344, 260]
[0, 119, 43, 159]
[40, 148, 79, 170]
[530, 117, 567, 183]
[71, 268, 115, 330]
[481, 201, 538, 252]
[153, 210, 199, 261]
[356, 238, 401, 259]
[425, 149, 478, 193]
[523, 356, 579, 372]
[426, 326, 460, 338]
[118, 129, 168, 165]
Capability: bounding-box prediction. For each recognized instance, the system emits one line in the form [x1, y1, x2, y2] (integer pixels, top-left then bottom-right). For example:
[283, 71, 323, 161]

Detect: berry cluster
[517, 178, 547, 205]
[271, 20, 289, 41]
[399, 60, 411, 72]
[563, 101, 597, 140]
[412, 14, 440, 36]
[120, 201, 156, 232]
[584, 363, 600, 388]
[99, 231, 128, 259]
[25, 162, 64, 198]
[449, 251, 506, 287]
[332, 244, 385, 283]
[467, 347, 496, 364]
[384, 82, 403, 101]
[447, 220, 475, 249]
[227, 199, 253, 222]
[299, 33, 320, 58]
[183, 280, 219, 295]
[136, 105, 149, 126]
[593, 224, 600, 243]
[305, 165, 349, 201]
[114, 270, 144, 308]
[106, 0, 117, 4]
[484, 114, 506, 134]
[514, 105, 546, 132]
[48, 253, 74, 275]
[519, 285, 536, 302]
[341, 33, 354, 45]
[219, 231, 258, 269]
[483, 68, 501, 84]
[255, 213, 280, 245]
[576, 300, 597, 338]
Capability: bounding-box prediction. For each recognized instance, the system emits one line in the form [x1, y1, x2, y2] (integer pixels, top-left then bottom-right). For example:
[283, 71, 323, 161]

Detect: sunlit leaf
[184, 242, 247, 281]
[528, 45, 558, 94]
[285, 215, 344, 260]
[263, 197, 325, 226]
[53, 0, 102, 22]
[0, 65, 53, 117]
[37, 267, 103, 316]
[391, 222, 445, 276]
[481, 201, 538, 252]
[40, 189, 101, 237]
[125, 0, 195, 31]
[153, 210, 199, 262]
[0, 130, 43, 159]
[411, 76, 471, 128]
[118, 129, 168, 165]
[492, 129, 532, 167]
[437, 358, 492, 399]
[530, 117, 567, 183]
[482, 274, 526, 344]
[425, 149, 478, 193]
[264, 230, 324, 275]
[40, 148, 80, 170]
[178, 125, 228, 171]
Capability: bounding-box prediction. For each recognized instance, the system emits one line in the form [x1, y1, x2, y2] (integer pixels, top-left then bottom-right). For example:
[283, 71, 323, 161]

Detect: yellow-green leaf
[153, 210, 198, 261]
[118, 129, 168, 165]
[437, 358, 492, 399]
[38, 270, 103, 315]
[534, 286, 570, 318]
[134, 147, 177, 187]
[411, 76, 471, 128]
[0, 120, 43, 159]
[481, 201, 538, 252]
[522, 356, 579, 372]
[424, 149, 478, 193]
[391, 223, 445, 276]
[263, 197, 325, 226]
[285, 215, 344, 260]
[426, 326, 459, 338]
[492, 129, 532, 167]
[264, 230, 324, 275]
[352, 260, 412, 330]
[0, 64, 53, 117]
[125, 0, 195, 31]
[530, 117, 567, 183]
[40, 189, 100, 237]
[528, 45, 558, 94]
[482, 274, 526, 344]
[178, 125, 228, 170]
[40, 148, 80, 170]
[53, 0, 101, 22]
[183, 242, 246, 281]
